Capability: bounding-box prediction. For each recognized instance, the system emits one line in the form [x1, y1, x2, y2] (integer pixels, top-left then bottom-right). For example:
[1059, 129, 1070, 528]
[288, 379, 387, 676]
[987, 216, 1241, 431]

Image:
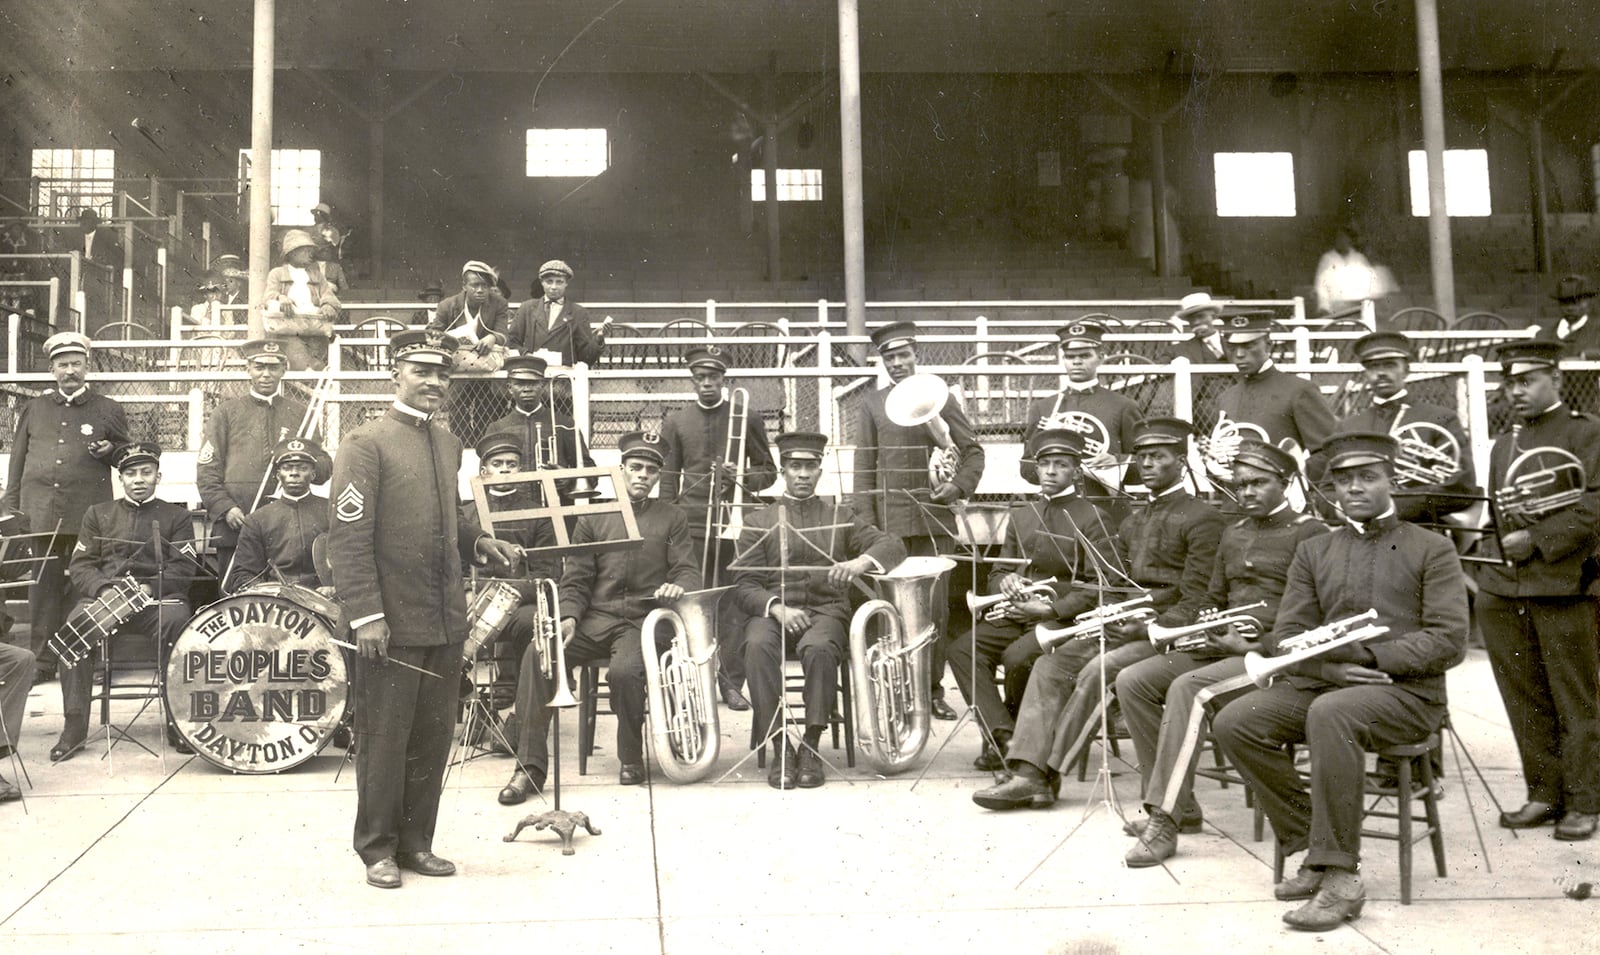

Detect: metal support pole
[247, 0, 275, 339]
[837, 0, 867, 343]
[1414, 0, 1456, 322]
[1150, 120, 1169, 277]
[764, 52, 782, 285]
[1529, 113, 1551, 274]
[366, 49, 387, 283]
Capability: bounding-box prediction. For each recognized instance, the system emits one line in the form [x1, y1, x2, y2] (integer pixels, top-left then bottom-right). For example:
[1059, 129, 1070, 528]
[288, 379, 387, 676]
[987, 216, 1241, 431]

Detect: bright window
[238, 149, 322, 226]
[526, 129, 610, 177]
[1407, 148, 1491, 217]
[30, 149, 116, 218]
[1213, 152, 1296, 217]
[751, 168, 823, 202]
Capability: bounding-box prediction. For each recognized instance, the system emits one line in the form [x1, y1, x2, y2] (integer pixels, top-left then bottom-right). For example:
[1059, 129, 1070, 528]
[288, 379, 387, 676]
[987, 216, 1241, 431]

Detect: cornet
[966, 576, 1059, 622]
[1391, 419, 1461, 487]
[1035, 594, 1155, 651]
[1494, 444, 1586, 525]
[539, 578, 579, 709]
[885, 373, 960, 485]
[1147, 601, 1267, 653]
[1242, 608, 1388, 688]
[849, 555, 955, 775]
[641, 586, 731, 784]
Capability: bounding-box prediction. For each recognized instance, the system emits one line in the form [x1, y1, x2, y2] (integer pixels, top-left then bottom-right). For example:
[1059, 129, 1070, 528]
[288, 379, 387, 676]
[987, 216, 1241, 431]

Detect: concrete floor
[2, 648, 1596, 955]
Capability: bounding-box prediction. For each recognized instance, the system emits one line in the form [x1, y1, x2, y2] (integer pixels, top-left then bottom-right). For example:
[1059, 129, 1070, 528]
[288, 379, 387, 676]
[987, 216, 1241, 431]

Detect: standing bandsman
[483, 354, 595, 507]
[329, 329, 520, 889]
[198, 338, 308, 583]
[659, 344, 779, 712]
[4, 331, 129, 681]
[1019, 319, 1143, 487]
[735, 431, 906, 789]
[1478, 340, 1600, 842]
[224, 437, 333, 594]
[507, 260, 606, 367]
[1211, 311, 1335, 458]
[855, 320, 985, 721]
[1214, 432, 1468, 931]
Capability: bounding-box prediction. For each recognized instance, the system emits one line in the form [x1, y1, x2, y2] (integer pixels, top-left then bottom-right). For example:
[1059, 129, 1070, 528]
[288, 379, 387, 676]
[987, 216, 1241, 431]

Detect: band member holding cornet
[1019, 319, 1142, 485]
[1211, 310, 1335, 460]
[947, 427, 1120, 771]
[1478, 340, 1600, 841]
[855, 321, 984, 722]
[659, 345, 779, 712]
[485, 354, 594, 507]
[1213, 431, 1468, 931]
[736, 431, 906, 789]
[974, 418, 1223, 811]
[1117, 441, 1326, 866]
[1337, 331, 1472, 523]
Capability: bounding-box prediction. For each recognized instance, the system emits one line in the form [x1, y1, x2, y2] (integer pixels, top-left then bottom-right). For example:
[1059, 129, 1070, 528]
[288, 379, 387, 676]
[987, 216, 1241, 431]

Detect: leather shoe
[1500, 801, 1562, 829]
[0, 778, 19, 803]
[365, 857, 401, 889]
[930, 696, 958, 721]
[167, 728, 194, 755]
[50, 721, 88, 763]
[618, 763, 646, 786]
[1123, 811, 1203, 837]
[768, 744, 798, 790]
[396, 851, 455, 877]
[973, 734, 1009, 772]
[1274, 865, 1325, 902]
[1124, 809, 1179, 868]
[1554, 811, 1598, 841]
[972, 767, 1055, 811]
[718, 675, 751, 711]
[796, 746, 825, 788]
[1283, 871, 1365, 932]
[498, 769, 545, 805]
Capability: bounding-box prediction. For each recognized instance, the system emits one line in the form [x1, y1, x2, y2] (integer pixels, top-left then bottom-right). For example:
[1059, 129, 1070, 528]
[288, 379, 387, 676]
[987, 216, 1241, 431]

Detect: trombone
[704, 386, 750, 582]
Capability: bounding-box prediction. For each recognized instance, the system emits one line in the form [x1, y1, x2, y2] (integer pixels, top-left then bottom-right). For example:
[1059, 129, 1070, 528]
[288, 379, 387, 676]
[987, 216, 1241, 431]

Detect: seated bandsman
[505, 431, 699, 791]
[224, 437, 333, 594]
[0, 642, 34, 802]
[947, 427, 1121, 771]
[484, 354, 595, 507]
[1337, 331, 1473, 523]
[1116, 440, 1327, 866]
[54, 442, 197, 762]
[1214, 431, 1468, 932]
[974, 417, 1223, 811]
[735, 431, 906, 790]
[1019, 319, 1143, 485]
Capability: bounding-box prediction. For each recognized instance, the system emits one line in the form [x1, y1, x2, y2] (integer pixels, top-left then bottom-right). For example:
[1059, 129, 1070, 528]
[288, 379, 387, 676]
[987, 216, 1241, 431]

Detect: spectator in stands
[430, 261, 511, 442]
[1166, 291, 1233, 424]
[311, 202, 345, 262]
[1540, 274, 1600, 359]
[1312, 227, 1387, 316]
[507, 260, 606, 366]
[411, 280, 444, 326]
[262, 230, 341, 370]
[67, 208, 122, 268]
[1, 223, 41, 317]
[188, 270, 228, 329]
[213, 254, 248, 307]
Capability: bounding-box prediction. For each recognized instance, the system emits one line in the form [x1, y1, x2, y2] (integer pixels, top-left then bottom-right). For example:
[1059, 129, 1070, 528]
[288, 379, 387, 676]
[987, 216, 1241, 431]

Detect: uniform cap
[1027, 428, 1085, 461]
[273, 436, 332, 483]
[390, 329, 455, 368]
[238, 338, 287, 365]
[775, 430, 828, 462]
[1132, 416, 1193, 449]
[475, 430, 523, 463]
[1494, 339, 1564, 377]
[618, 430, 666, 465]
[1318, 431, 1399, 470]
[44, 331, 92, 360]
[113, 441, 162, 471]
[1232, 440, 1299, 480]
[1221, 310, 1276, 344]
[685, 345, 728, 372]
[1054, 319, 1108, 349]
[504, 354, 548, 380]
[1351, 331, 1414, 364]
[869, 321, 918, 352]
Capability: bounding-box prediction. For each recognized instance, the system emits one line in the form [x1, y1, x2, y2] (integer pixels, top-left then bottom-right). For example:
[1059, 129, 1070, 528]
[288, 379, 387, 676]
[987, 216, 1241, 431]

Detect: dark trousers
[1213, 681, 1444, 871]
[60, 599, 190, 724]
[353, 642, 460, 866]
[28, 533, 77, 669]
[946, 617, 1042, 737]
[1479, 592, 1600, 812]
[514, 617, 651, 769]
[693, 533, 748, 686]
[744, 613, 845, 747]
[0, 642, 36, 748]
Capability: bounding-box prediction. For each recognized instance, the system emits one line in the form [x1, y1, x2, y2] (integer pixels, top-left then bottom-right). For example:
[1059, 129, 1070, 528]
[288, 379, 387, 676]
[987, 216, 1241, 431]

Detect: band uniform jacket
[984, 491, 1124, 624]
[1213, 365, 1336, 454]
[485, 404, 596, 502]
[1119, 489, 1226, 630]
[427, 290, 511, 346]
[734, 495, 906, 623]
[854, 383, 985, 542]
[70, 496, 197, 599]
[1477, 404, 1600, 598]
[329, 407, 485, 647]
[1018, 385, 1143, 486]
[659, 398, 779, 538]
[1265, 512, 1468, 705]
[459, 490, 561, 597]
[558, 498, 700, 638]
[507, 298, 603, 367]
[197, 392, 309, 549]
[1339, 396, 1474, 523]
[4, 388, 130, 536]
[1199, 507, 1329, 660]
[225, 492, 328, 593]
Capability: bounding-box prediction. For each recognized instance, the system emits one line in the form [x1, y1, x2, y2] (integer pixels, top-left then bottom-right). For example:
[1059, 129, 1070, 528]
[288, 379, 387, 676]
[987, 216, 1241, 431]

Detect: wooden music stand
[470, 465, 642, 557]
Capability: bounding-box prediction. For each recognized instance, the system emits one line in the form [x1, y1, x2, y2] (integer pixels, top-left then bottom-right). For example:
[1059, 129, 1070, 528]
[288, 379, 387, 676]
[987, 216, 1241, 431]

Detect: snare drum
[165, 590, 349, 774]
[464, 580, 522, 664]
[48, 575, 153, 667]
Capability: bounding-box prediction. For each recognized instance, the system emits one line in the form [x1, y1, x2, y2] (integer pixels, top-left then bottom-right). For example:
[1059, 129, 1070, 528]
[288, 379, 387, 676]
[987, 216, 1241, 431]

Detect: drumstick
[326, 637, 444, 679]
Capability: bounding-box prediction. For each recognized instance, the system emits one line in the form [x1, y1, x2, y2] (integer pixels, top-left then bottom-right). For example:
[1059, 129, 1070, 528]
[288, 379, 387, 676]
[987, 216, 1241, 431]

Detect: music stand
[0, 519, 61, 593]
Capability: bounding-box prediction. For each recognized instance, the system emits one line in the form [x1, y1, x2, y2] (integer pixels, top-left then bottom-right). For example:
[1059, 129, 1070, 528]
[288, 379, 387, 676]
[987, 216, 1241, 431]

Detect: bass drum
[165, 589, 349, 773]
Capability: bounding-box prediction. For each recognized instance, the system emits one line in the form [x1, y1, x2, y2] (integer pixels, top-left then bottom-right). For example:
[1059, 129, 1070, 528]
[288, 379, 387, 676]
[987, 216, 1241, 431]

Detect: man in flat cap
[410, 280, 445, 327]
[1020, 319, 1143, 491]
[4, 331, 130, 682]
[55, 441, 197, 761]
[734, 431, 906, 789]
[658, 344, 779, 712]
[224, 436, 333, 594]
[507, 259, 606, 367]
[1477, 340, 1600, 843]
[484, 354, 595, 508]
[1215, 431, 1467, 931]
[329, 329, 520, 889]
[262, 230, 341, 370]
[199, 338, 309, 586]
[1209, 311, 1335, 470]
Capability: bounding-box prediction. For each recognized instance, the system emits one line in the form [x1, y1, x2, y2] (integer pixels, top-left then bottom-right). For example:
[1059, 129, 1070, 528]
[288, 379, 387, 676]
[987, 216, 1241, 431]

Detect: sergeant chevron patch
[197, 441, 215, 465]
[335, 482, 365, 522]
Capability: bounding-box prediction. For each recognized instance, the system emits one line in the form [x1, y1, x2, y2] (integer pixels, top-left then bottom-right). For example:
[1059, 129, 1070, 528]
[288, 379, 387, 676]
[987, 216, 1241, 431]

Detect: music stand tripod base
[502, 708, 601, 856]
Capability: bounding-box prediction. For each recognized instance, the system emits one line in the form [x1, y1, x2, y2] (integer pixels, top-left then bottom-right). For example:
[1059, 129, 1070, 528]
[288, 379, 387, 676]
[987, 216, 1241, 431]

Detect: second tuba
[848, 555, 956, 775]
[641, 586, 733, 784]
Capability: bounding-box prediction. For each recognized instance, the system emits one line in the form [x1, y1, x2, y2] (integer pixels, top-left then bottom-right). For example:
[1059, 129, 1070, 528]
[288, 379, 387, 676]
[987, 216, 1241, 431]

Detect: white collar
[1347, 504, 1396, 534]
[514, 404, 546, 418]
[249, 387, 282, 404]
[279, 489, 313, 502]
[697, 392, 728, 410]
[1370, 389, 1407, 406]
[391, 400, 431, 421]
[1149, 482, 1185, 500]
[1062, 378, 1099, 393]
[1044, 486, 1077, 501]
[57, 385, 88, 402]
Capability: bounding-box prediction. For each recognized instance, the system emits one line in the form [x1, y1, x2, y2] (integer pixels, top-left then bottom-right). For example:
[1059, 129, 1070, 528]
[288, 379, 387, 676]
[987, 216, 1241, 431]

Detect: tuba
[641, 586, 732, 784]
[1147, 600, 1267, 653]
[885, 373, 960, 485]
[1495, 443, 1586, 526]
[1241, 608, 1388, 688]
[1391, 418, 1462, 487]
[848, 555, 955, 775]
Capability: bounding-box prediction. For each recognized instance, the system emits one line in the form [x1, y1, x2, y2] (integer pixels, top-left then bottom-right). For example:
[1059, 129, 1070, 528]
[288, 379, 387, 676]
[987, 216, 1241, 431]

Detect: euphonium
[1147, 600, 1268, 652]
[966, 576, 1059, 622]
[1494, 444, 1586, 525]
[849, 555, 955, 775]
[1241, 608, 1388, 688]
[1034, 594, 1155, 651]
[885, 373, 960, 485]
[1391, 419, 1461, 487]
[641, 586, 732, 784]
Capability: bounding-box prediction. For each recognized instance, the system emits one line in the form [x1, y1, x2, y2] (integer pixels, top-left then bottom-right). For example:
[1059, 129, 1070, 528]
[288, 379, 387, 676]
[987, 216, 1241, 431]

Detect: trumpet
[539, 578, 578, 709]
[1494, 443, 1586, 525]
[966, 576, 1059, 622]
[1242, 608, 1388, 688]
[1197, 411, 1270, 482]
[885, 372, 960, 485]
[641, 586, 731, 784]
[1391, 419, 1461, 487]
[1147, 601, 1268, 653]
[849, 555, 955, 775]
[1035, 594, 1155, 651]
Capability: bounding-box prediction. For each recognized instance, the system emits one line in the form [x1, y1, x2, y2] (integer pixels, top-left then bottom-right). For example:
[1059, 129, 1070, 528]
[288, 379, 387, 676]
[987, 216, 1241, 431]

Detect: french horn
[1391, 420, 1461, 487]
[1495, 444, 1586, 525]
[1197, 411, 1270, 482]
